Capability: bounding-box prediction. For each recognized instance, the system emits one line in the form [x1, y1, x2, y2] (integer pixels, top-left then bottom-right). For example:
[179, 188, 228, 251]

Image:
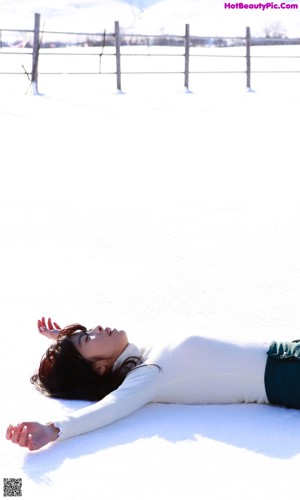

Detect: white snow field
[1, 43, 300, 500]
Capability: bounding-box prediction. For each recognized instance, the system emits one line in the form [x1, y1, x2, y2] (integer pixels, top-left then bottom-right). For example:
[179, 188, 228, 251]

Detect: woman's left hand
[37, 317, 61, 340]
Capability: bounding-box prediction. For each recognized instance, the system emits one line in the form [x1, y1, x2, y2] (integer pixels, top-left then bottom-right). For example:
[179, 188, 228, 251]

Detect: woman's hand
[6, 422, 60, 451]
[37, 317, 61, 340]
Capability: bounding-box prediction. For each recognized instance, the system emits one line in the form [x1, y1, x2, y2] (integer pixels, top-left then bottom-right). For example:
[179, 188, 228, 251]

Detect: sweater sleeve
[52, 365, 159, 441]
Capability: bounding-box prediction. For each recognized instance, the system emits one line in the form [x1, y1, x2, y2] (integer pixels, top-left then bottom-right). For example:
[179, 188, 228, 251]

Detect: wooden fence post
[184, 23, 190, 91]
[115, 21, 122, 92]
[246, 26, 251, 91]
[31, 12, 41, 94]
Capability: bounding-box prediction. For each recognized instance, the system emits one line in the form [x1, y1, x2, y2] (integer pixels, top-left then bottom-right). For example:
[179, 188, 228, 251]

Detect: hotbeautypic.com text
[224, 2, 298, 9]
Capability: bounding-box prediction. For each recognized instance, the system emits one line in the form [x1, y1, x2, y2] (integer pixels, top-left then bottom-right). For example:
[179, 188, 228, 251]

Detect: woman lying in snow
[6, 317, 300, 451]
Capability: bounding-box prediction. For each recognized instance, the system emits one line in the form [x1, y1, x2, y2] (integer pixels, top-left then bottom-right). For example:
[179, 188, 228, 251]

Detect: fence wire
[0, 22, 299, 88]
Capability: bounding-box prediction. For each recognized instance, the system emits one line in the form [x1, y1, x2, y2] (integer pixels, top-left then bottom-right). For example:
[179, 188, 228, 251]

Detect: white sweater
[54, 336, 269, 441]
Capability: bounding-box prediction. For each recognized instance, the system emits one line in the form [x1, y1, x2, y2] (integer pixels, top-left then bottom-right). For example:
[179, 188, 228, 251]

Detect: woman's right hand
[6, 422, 60, 451]
[37, 317, 61, 340]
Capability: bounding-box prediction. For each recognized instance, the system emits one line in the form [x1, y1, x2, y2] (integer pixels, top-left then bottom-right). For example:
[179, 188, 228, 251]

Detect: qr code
[3, 479, 22, 497]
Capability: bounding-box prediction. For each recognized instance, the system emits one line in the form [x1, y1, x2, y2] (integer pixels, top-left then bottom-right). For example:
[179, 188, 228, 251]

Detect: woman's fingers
[18, 426, 29, 447]
[10, 424, 20, 443]
[6, 424, 14, 440]
[47, 318, 54, 330]
[38, 317, 61, 333]
[47, 318, 61, 330]
[37, 317, 46, 333]
[6, 424, 31, 449]
[10, 424, 24, 444]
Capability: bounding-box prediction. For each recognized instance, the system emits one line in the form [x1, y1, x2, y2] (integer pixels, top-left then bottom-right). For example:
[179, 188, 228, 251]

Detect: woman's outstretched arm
[6, 365, 159, 451]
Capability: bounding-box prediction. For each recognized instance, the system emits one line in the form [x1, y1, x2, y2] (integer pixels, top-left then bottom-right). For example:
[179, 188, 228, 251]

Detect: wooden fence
[1, 13, 300, 93]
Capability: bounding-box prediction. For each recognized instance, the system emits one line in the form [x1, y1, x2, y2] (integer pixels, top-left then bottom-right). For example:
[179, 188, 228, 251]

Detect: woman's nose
[90, 326, 103, 335]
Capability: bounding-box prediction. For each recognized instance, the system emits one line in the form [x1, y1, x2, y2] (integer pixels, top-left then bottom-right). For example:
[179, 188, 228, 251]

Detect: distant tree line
[1, 22, 299, 49]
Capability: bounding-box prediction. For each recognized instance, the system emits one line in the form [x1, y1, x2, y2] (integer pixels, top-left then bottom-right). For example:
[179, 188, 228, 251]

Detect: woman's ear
[93, 361, 107, 376]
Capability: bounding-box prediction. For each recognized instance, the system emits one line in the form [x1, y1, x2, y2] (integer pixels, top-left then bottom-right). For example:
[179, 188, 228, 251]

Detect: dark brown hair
[31, 324, 140, 401]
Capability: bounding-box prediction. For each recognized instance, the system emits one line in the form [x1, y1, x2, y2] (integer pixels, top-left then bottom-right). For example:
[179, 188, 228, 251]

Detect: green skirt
[265, 340, 300, 409]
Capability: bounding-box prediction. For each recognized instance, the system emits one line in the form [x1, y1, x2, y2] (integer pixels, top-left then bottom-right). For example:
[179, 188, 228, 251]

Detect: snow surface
[1, 44, 300, 499]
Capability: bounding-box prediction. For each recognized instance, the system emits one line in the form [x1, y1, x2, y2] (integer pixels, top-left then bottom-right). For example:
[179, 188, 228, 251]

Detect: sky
[0, 0, 299, 36]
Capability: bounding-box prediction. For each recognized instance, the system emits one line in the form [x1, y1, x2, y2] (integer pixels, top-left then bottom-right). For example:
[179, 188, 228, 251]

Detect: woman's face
[70, 326, 129, 373]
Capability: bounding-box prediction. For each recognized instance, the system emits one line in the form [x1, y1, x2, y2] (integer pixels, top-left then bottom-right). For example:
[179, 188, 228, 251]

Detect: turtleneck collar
[112, 343, 143, 372]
